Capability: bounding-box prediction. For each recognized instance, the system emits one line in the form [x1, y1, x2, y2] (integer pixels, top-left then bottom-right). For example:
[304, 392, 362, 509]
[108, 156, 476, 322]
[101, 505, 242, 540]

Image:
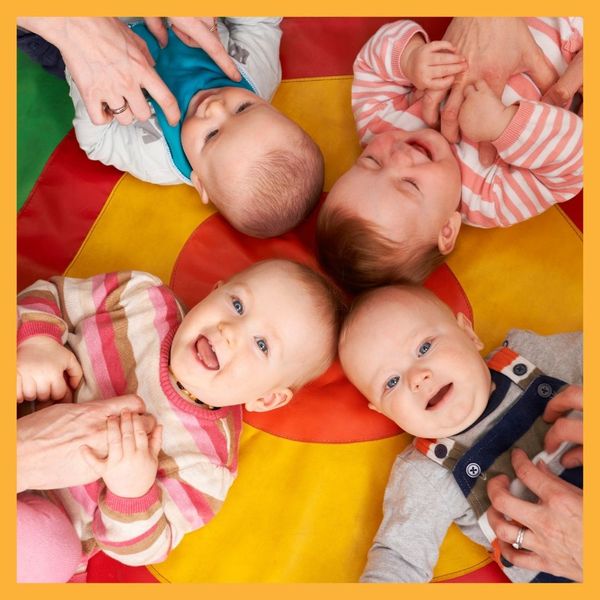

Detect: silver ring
[208, 18, 218, 33]
[108, 100, 129, 115]
[512, 526, 526, 550]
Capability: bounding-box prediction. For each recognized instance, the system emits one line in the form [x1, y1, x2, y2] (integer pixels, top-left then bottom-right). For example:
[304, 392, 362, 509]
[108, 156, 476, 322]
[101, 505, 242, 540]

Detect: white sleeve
[219, 17, 282, 100]
[66, 70, 184, 185]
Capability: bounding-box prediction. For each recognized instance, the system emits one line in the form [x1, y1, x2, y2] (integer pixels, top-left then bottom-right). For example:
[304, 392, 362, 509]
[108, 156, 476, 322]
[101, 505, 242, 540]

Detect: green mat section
[17, 50, 74, 211]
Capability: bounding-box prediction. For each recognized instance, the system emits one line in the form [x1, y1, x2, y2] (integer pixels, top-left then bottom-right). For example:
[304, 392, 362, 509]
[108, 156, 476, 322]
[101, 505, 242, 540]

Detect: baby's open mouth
[195, 335, 220, 370]
[426, 383, 452, 410]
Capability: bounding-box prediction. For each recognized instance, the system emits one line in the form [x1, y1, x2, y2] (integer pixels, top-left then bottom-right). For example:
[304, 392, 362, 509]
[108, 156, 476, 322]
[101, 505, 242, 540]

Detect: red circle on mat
[170, 196, 472, 443]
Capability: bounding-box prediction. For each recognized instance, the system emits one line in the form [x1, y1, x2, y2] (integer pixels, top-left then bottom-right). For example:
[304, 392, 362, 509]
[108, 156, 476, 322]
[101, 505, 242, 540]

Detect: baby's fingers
[119, 411, 136, 454]
[66, 354, 83, 390]
[106, 415, 124, 461]
[149, 424, 163, 459]
[430, 62, 468, 82]
[132, 412, 150, 450]
[427, 75, 458, 91]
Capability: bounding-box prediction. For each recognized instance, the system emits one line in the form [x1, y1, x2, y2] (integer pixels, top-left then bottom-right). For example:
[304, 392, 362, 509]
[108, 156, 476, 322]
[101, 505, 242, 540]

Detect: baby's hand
[82, 411, 163, 498]
[402, 39, 466, 91]
[458, 80, 519, 143]
[17, 336, 83, 403]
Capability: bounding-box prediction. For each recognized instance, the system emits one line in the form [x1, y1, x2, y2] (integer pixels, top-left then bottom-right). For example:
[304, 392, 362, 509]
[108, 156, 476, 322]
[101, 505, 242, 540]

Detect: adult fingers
[102, 394, 147, 417]
[487, 507, 538, 554]
[421, 88, 446, 127]
[170, 18, 241, 82]
[440, 83, 466, 143]
[543, 385, 582, 423]
[143, 17, 169, 49]
[140, 69, 180, 125]
[560, 446, 583, 469]
[487, 470, 539, 530]
[123, 90, 152, 123]
[478, 142, 498, 167]
[496, 539, 546, 573]
[524, 45, 559, 96]
[80, 444, 106, 477]
[510, 448, 580, 503]
[544, 416, 583, 453]
[104, 94, 136, 126]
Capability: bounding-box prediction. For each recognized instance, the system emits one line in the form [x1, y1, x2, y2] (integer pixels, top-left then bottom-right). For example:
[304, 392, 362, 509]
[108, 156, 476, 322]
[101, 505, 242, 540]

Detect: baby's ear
[190, 171, 210, 205]
[456, 312, 484, 351]
[245, 388, 293, 412]
[437, 211, 462, 255]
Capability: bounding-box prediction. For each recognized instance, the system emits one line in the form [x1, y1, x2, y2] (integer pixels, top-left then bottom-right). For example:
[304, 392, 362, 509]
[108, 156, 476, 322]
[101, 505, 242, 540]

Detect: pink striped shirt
[352, 18, 583, 227]
[17, 272, 243, 571]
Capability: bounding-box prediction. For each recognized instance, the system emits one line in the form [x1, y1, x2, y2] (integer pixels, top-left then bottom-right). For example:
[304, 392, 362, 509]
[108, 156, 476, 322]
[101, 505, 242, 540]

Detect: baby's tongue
[196, 336, 219, 370]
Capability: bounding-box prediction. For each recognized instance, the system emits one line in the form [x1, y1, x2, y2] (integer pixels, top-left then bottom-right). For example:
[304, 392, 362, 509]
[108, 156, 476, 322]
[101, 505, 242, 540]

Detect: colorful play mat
[17, 17, 582, 583]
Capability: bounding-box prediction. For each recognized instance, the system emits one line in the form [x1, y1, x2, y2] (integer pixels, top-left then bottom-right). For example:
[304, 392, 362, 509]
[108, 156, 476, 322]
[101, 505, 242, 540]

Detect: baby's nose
[409, 368, 431, 392]
[204, 97, 227, 117]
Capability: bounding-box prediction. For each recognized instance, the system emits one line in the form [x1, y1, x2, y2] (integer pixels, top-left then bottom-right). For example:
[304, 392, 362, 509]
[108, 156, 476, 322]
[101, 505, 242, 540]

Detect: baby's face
[170, 261, 324, 408]
[181, 86, 300, 206]
[339, 288, 491, 438]
[326, 129, 461, 247]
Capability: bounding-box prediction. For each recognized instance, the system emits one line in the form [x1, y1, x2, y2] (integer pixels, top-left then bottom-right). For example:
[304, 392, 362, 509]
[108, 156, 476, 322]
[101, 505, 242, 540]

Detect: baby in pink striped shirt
[16, 259, 344, 580]
[316, 18, 583, 293]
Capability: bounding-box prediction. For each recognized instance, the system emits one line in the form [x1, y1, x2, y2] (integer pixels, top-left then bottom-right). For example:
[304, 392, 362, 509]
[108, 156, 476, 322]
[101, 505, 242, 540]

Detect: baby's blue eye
[232, 298, 244, 315]
[418, 341, 432, 356]
[204, 129, 219, 144]
[256, 338, 269, 355]
[385, 376, 399, 390]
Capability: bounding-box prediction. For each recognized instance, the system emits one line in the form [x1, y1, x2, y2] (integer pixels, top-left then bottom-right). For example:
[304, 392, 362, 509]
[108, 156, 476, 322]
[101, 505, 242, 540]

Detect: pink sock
[17, 493, 82, 583]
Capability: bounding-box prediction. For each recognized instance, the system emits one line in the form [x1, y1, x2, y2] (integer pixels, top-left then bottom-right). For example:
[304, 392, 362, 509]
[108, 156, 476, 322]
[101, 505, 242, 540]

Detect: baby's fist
[17, 336, 83, 403]
[458, 80, 518, 143]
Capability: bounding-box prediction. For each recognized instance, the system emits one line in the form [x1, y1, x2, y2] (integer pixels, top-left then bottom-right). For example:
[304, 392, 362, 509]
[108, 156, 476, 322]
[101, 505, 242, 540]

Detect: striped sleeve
[352, 20, 428, 144]
[460, 100, 583, 227]
[91, 410, 242, 566]
[18, 278, 71, 345]
[17, 272, 166, 345]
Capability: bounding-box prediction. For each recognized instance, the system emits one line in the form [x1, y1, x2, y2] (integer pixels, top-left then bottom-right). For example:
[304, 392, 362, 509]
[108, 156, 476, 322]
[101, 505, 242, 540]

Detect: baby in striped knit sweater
[16, 259, 343, 581]
[316, 18, 583, 293]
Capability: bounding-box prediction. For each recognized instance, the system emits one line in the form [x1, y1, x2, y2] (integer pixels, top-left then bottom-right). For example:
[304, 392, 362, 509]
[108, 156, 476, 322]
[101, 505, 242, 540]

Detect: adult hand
[542, 50, 583, 109]
[544, 384, 583, 468]
[144, 17, 241, 82]
[421, 18, 557, 165]
[487, 448, 583, 581]
[17, 17, 180, 126]
[17, 395, 156, 492]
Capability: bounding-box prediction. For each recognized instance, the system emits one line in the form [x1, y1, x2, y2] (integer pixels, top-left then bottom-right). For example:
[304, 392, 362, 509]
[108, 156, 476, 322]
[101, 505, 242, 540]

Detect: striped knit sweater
[352, 18, 583, 228]
[17, 271, 243, 570]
